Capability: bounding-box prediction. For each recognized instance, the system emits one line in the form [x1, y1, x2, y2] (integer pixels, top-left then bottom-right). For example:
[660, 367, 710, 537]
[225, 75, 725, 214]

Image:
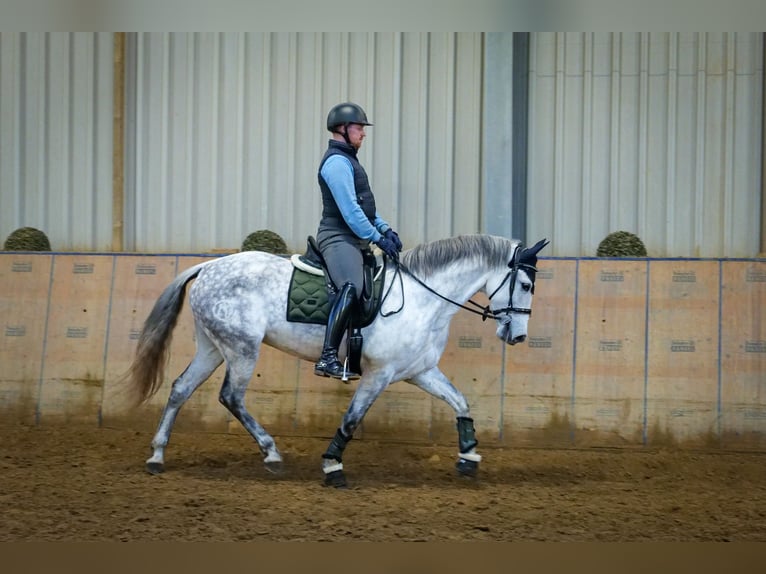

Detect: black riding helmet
[327, 102, 372, 146]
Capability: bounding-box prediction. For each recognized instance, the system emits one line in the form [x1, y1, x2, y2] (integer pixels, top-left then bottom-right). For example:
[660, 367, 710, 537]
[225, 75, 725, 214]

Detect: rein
[379, 246, 537, 321]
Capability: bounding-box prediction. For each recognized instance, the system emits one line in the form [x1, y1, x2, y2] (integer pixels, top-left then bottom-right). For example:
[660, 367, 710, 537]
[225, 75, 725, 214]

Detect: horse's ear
[522, 238, 549, 260]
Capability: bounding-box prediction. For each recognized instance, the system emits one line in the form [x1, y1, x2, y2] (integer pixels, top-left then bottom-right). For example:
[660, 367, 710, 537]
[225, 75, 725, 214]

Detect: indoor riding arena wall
[1, 252, 764, 451]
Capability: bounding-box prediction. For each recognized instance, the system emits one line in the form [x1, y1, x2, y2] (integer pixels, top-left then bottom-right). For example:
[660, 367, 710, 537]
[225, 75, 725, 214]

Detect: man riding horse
[313, 102, 403, 380]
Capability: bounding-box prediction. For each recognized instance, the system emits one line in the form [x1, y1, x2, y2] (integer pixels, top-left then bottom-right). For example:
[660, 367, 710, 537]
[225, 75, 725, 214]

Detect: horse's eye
[521, 283, 532, 292]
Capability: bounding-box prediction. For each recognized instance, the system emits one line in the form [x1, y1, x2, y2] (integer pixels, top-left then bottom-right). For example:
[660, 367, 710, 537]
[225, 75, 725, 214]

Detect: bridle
[381, 244, 537, 321]
[484, 244, 537, 319]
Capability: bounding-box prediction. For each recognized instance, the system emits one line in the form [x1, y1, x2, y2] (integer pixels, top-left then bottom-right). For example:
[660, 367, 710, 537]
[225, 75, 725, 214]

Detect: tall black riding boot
[314, 282, 360, 380]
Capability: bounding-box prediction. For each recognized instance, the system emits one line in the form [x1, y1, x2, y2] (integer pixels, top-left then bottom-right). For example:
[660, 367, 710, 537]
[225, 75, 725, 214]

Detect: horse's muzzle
[498, 323, 526, 346]
[509, 334, 526, 345]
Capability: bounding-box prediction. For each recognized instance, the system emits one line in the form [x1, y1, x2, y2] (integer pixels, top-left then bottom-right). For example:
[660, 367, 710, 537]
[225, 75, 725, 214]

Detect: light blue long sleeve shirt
[320, 154, 390, 243]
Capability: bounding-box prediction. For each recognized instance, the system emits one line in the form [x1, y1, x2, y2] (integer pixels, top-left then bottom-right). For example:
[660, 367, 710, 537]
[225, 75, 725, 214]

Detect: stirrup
[314, 356, 360, 381]
[340, 357, 356, 382]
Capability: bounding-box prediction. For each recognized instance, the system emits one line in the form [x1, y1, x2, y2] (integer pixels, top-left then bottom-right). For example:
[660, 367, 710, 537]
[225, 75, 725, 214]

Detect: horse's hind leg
[408, 367, 481, 478]
[146, 329, 223, 474]
[218, 351, 283, 474]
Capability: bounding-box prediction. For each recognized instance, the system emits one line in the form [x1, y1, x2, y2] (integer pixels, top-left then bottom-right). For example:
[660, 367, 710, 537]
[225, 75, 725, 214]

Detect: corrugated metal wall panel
[526, 32, 763, 257]
[3, 32, 762, 257]
[0, 32, 113, 251]
[126, 32, 484, 253]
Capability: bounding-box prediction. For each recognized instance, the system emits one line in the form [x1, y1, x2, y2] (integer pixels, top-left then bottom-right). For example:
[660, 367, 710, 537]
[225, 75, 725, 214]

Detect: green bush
[596, 230, 647, 257]
[241, 230, 288, 254]
[3, 227, 52, 251]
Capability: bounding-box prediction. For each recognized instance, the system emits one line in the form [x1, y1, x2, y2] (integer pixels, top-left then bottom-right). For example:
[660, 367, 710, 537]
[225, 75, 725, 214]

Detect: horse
[124, 234, 549, 487]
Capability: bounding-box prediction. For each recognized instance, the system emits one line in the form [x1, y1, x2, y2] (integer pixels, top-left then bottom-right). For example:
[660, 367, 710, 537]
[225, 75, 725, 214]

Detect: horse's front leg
[409, 367, 481, 478]
[321, 374, 390, 488]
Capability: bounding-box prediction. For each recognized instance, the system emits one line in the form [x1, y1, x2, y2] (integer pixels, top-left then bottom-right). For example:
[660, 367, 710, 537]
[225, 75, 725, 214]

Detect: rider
[313, 102, 403, 380]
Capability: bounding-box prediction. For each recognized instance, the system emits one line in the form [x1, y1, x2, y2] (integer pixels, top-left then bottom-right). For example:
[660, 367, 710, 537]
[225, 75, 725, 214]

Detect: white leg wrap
[322, 461, 344, 474]
[458, 451, 482, 462]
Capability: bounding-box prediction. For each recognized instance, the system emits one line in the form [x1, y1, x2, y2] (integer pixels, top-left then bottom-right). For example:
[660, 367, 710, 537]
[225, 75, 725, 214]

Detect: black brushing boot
[314, 282, 360, 380]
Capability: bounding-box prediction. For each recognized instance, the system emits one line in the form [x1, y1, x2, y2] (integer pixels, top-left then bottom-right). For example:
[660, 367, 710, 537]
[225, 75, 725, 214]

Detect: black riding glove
[384, 228, 403, 251]
[375, 236, 399, 261]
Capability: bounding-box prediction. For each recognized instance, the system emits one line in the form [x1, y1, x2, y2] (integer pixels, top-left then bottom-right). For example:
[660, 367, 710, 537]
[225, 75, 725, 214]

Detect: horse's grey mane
[400, 234, 517, 277]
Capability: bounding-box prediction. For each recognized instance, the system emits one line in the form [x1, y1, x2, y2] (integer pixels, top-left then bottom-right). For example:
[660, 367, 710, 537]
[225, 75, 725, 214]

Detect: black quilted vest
[318, 140, 377, 232]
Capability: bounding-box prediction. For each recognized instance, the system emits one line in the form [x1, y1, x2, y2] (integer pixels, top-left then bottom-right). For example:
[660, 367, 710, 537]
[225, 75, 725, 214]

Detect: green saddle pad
[286, 268, 331, 325]
[286, 265, 385, 326]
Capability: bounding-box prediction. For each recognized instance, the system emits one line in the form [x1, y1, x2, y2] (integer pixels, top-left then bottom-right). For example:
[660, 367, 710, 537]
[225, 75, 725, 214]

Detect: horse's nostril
[512, 335, 526, 345]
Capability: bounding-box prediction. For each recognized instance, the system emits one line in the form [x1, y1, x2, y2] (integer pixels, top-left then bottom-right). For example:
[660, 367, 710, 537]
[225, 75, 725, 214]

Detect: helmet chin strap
[339, 124, 352, 147]
[331, 124, 356, 148]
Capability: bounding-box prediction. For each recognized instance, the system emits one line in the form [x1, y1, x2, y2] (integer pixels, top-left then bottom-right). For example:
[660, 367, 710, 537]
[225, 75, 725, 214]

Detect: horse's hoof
[146, 461, 165, 475]
[455, 458, 478, 478]
[323, 469, 348, 488]
[264, 460, 284, 475]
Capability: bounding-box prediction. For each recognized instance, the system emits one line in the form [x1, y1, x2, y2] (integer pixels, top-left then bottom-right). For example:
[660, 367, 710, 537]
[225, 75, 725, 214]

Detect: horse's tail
[124, 261, 209, 407]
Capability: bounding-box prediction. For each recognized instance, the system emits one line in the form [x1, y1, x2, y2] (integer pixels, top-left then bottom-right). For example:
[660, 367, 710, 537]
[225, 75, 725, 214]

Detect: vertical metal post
[112, 32, 125, 252]
[761, 32, 766, 255]
[511, 32, 530, 245]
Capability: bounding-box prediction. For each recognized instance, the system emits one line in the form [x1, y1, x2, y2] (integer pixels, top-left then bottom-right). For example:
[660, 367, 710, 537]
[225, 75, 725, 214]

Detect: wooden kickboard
[503, 258, 577, 445]
[0, 254, 53, 424]
[37, 255, 114, 425]
[2, 252, 765, 452]
[720, 261, 766, 448]
[573, 259, 648, 445]
[646, 261, 719, 445]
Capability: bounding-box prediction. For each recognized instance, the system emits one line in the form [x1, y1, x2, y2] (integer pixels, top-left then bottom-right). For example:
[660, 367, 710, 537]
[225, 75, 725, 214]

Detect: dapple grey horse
[124, 234, 549, 487]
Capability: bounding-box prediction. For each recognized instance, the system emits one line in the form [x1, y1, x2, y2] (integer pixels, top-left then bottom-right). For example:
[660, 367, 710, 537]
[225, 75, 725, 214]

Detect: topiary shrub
[241, 230, 288, 254]
[3, 227, 52, 251]
[596, 230, 647, 257]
